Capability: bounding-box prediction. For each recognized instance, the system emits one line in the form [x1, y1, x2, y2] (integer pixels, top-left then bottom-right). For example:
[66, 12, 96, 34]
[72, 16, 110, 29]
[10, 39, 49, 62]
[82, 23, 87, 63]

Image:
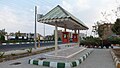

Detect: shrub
[80, 36, 101, 46]
[11, 53, 16, 56]
[0, 52, 5, 58]
[108, 36, 120, 44]
[27, 48, 32, 53]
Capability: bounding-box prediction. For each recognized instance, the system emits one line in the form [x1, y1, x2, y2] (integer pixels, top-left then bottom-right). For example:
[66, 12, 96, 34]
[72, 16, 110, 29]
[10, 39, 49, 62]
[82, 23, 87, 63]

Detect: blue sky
[0, 0, 120, 36]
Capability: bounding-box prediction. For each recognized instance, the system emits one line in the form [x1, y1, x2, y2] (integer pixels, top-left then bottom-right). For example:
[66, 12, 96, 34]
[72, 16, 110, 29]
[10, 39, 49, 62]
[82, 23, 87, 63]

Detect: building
[98, 23, 114, 39]
[45, 35, 54, 41]
[7, 32, 44, 41]
[54, 30, 62, 41]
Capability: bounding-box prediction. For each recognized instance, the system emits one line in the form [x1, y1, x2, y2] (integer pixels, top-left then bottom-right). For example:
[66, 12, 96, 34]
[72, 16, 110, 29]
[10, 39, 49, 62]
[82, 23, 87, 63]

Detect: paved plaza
[75, 49, 115, 68]
[0, 47, 116, 68]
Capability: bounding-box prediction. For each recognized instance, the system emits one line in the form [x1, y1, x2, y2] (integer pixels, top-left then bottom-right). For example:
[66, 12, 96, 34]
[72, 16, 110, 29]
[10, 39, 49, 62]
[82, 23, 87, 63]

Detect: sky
[0, 0, 120, 36]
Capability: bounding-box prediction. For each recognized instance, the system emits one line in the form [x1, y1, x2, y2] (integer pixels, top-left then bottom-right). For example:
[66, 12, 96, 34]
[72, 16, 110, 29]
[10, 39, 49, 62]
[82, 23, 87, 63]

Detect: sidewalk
[75, 49, 115, 68]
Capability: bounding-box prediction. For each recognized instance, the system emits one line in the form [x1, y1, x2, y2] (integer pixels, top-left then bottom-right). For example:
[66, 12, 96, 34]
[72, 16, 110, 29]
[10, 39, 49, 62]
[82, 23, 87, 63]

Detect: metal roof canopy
[38, 5, 88, 30]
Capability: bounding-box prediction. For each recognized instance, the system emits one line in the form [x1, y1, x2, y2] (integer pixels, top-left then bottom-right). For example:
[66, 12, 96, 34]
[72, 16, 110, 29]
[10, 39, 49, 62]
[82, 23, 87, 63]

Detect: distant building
[98, 23, 114, 39]
[7, 32, 44, 40]
[54, 30, 62, 40]
[45, 35, 54, 41]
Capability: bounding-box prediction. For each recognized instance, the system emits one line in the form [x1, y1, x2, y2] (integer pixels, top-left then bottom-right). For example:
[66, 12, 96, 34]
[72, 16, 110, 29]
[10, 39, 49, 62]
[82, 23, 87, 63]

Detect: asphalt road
[0, 42, 62, 52]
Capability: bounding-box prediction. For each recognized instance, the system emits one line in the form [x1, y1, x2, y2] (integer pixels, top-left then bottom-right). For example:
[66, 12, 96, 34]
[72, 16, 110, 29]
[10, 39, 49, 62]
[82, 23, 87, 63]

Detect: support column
[64, 24, 67, 32]
[78, 30, 80, 46]
[55, 23, 58, 56]
[74, 30, 77, 34]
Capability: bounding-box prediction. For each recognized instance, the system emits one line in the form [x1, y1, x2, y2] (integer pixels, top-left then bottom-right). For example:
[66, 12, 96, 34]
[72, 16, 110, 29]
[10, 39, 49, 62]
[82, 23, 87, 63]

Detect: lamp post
[34, 6, 37, 49]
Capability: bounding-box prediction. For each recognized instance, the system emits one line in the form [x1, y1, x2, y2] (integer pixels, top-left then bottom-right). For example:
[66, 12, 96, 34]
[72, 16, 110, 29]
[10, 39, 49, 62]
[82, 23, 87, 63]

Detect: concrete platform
[44, 46, 86, 59]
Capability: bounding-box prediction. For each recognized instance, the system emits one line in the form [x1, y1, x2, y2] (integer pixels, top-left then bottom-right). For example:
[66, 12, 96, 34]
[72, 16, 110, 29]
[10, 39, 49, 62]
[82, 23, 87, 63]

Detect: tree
[58, 37, 61, 41]
[0, 35, 5, 41]
[0, 29, 6, 44]
[15, 35, 18, 40]
[97, 25, 104, 38]
[15, 31, 21, 37]
[22, 36, 24, 40]
[112, 18, 120, 35]
[0, 29, 7, 35]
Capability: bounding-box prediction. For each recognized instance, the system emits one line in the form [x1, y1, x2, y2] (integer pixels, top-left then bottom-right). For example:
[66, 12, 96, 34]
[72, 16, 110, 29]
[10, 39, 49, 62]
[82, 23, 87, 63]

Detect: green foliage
[58, 37, 61, 41]
[27, 48, 32, 53]
[15, 35, 18, 40]
[0, 29, 7, 35]
[0, 35, 5, 43]
[107, 36, 120, 44]
[22, 36, 24, 40]
[112, 18, 120, 35]
[0, 52, 5, 58]
[11, 53, 16, 56]
[80, 36, 101, 46]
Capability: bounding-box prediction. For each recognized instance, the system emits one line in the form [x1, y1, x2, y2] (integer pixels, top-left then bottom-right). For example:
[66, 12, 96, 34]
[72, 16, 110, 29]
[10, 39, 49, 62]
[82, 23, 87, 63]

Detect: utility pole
[44, 22, 45, 43]
[34, 6, 37, 49]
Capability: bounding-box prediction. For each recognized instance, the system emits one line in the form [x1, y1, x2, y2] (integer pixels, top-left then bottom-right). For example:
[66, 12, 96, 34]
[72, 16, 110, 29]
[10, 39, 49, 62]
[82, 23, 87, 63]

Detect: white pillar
[55, 23, 58, 56]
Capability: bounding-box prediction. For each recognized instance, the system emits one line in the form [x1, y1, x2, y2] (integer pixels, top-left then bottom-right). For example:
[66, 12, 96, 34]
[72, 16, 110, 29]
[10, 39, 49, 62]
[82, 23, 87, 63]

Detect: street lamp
[34, 6, 37, 49]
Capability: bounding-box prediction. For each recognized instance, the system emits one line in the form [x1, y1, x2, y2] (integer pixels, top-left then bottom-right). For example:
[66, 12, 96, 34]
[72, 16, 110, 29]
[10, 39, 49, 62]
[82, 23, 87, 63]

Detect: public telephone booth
[62, 32, 69, 43]
[72, 34, 78, 42]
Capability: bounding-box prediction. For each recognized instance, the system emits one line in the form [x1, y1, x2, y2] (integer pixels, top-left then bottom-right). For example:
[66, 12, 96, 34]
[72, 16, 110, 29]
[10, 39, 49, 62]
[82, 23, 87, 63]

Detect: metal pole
[44, 23, 45, 43]
[86, 30, 87, 36]
[75, 30, 76, 34]
[55, 22, 58, 56]
[78, 30, 80, 46]
[64, 24, 66, 32]
[34, 6, 37, 49]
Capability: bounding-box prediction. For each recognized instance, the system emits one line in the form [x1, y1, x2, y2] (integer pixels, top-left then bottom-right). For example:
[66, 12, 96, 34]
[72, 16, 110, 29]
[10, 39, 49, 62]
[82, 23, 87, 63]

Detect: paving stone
[75, 49, 115, 68]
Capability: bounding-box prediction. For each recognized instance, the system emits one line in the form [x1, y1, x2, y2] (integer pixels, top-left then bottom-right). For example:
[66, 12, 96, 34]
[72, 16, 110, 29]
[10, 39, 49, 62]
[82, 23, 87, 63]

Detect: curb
[111, 50, 120, 68]
[29, 50, 93, 68]
[71, 51, 92, 67]
[29, 59, 71, 68]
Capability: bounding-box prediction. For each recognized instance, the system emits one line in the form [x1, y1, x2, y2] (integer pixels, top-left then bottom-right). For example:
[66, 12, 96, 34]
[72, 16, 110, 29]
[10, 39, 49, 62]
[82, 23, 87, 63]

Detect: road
[0, 42, 62, 52]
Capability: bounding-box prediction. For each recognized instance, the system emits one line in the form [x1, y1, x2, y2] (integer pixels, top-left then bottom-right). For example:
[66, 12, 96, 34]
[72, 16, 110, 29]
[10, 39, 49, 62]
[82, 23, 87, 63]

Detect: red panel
[72, 34, 78, 42]
[62, 32, 69, 43]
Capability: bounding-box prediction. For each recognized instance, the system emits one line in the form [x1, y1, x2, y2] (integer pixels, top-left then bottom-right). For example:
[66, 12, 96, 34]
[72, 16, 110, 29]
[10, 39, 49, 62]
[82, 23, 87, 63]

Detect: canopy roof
[38, 5, 88, 30]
